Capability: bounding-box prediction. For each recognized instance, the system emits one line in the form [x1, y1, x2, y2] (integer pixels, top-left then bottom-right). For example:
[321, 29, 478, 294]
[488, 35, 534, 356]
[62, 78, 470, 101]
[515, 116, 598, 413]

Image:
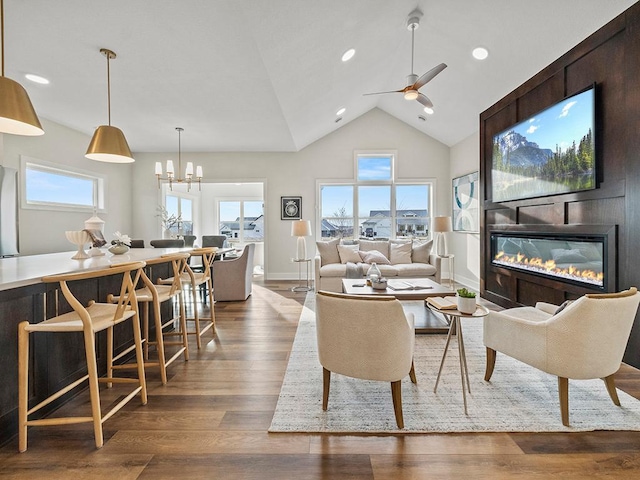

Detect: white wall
[1, 119, 134, 255]
[131, 108, 451, 280]
[450, 131, 480, 290]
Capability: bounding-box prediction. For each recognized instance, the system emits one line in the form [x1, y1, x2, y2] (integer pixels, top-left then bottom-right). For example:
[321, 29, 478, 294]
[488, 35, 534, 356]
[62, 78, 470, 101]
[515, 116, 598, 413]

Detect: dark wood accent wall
[480, 3, 640, 367]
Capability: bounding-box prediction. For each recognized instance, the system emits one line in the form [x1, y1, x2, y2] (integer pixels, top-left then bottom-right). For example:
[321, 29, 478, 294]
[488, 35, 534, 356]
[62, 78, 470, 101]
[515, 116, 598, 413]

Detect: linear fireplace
[490, 225, 617, 292]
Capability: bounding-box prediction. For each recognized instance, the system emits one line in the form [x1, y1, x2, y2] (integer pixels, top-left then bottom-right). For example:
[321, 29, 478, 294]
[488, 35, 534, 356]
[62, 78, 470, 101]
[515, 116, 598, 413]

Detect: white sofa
[314, 238, 441, 292]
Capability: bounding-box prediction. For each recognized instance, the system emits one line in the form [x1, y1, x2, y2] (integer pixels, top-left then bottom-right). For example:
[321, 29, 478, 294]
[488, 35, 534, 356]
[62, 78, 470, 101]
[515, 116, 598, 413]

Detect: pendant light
[85, 48, 134, 163]
[155, 127, 203, 191]
[0, 0, 44, 136]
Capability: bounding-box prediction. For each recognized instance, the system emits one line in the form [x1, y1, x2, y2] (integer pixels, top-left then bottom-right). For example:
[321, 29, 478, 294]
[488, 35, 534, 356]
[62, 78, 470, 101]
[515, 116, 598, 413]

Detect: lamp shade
[0, 76, 44, 136]
[433, 216, 452, 233]
[291, 220, 312, 237]
[85, 125, 134, 163]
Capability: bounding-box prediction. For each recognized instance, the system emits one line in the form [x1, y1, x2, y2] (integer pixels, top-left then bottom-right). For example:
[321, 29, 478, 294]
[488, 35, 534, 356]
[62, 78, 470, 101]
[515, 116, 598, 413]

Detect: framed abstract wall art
[452, 171, 479, 233]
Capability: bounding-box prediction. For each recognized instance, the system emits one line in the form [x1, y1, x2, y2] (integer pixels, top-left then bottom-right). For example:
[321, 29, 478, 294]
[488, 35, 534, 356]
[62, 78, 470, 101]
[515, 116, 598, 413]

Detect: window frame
[20, 155, 107, 213]
[318, 151, 435, 241]
[217, 197, 264, 244]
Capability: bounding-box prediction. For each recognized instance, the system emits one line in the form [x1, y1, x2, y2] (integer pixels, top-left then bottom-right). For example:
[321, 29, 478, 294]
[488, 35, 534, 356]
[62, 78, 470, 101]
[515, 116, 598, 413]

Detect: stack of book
[426, 296, 458, 310]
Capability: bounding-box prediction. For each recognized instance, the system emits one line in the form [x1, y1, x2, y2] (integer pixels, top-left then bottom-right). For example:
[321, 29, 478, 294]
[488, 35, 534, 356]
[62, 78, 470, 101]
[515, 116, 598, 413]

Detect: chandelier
[155, 127, 203, 191]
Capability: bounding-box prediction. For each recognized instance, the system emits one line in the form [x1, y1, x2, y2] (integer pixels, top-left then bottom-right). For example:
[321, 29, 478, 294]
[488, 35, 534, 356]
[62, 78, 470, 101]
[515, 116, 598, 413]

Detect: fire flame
[494, 250, 604, 285]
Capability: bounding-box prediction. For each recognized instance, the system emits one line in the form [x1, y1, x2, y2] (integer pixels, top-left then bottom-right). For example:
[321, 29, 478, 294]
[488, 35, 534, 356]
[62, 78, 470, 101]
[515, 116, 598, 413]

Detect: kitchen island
[0, 248, 190, 447]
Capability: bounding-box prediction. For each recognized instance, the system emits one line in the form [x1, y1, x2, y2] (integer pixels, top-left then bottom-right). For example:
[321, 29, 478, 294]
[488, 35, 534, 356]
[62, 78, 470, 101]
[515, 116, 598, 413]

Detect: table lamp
[433, 216, 452, 257]
[291, 220, 312, 260]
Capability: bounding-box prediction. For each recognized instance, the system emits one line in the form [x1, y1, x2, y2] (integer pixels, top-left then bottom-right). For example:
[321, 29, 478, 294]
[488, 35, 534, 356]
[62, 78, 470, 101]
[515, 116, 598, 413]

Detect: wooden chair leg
[391, 380, 404, 429]
[178, 291, 189, 361]
[603, 374, 621, 406]
[409, 361, 417, 384]
[84, 330, 104, 449]
[191, 282, 202, 349]
[106, 326, 114, 389]
[131, 312, 148, 405]
[207, 278, 216, 332]
[152, 298, 168, 385]
[484, 347, 496, 381]
[143, 302, 150, 360]
[18, 322, 29, 453]
[322, 367, 331, 410]
[558, 376, 569, 426]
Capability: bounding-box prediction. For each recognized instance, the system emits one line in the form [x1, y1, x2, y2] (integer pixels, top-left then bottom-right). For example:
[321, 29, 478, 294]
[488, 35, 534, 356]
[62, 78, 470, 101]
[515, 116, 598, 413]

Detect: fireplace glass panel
[491, 234, 604, 288]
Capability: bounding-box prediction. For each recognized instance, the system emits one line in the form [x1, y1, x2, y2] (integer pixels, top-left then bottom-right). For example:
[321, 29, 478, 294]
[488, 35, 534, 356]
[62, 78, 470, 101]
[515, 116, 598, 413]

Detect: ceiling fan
[364, 10, 446, 110]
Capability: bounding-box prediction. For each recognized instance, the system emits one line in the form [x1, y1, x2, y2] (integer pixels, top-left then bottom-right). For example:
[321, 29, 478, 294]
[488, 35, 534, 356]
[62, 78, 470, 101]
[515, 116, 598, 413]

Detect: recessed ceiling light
[25, 73, 49, 84]
[341, 48, 355, 62]
[423, 106, 434, 115]
[472, 47, 489, 60]
[336, 107, 346, 116]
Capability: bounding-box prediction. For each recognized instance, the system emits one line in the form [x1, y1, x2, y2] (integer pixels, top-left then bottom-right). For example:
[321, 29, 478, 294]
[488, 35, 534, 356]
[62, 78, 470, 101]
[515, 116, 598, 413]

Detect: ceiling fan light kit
[363, 9, 446, 112]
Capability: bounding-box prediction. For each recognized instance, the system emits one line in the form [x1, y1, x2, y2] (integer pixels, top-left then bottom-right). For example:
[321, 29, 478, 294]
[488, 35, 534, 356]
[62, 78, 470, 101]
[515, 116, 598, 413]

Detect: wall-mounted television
[491, 85, 596, 203]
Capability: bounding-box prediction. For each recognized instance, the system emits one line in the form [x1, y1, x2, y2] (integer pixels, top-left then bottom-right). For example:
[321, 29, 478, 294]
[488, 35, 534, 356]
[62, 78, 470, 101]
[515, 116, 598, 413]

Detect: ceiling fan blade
[363, 89, 404, 96]
[414, 63, 447, 90]
[416, 93, 433, 109]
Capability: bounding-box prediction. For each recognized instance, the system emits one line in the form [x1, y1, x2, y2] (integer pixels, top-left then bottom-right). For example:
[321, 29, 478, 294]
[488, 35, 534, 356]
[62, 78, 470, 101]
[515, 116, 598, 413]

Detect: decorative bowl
[65, 230, 91, 260]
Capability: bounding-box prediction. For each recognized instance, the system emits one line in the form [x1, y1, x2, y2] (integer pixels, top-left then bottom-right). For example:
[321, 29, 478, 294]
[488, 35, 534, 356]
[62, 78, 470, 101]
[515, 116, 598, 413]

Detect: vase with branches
[157, 205, 182, 238]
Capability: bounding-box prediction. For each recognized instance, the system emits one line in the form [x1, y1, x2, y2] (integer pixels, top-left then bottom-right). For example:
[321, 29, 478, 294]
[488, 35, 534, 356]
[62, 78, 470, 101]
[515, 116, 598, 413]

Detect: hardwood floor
[2, 279, 640, 479]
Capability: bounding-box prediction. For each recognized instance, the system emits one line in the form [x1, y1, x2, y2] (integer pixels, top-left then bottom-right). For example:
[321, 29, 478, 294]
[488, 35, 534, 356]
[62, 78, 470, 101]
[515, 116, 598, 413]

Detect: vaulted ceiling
[7, 0, 637, 152]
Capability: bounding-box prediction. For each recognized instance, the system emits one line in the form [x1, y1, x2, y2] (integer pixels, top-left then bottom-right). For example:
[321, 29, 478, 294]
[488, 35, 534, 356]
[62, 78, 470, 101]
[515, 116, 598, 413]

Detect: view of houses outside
[219, 200, 264, 242]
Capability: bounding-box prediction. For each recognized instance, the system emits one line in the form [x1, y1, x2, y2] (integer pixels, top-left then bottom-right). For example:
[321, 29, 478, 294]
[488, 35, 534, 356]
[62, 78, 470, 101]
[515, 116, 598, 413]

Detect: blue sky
[499, 88, 594, 152]
[321, 184, 429, 217]
[26, 169, 94, 206]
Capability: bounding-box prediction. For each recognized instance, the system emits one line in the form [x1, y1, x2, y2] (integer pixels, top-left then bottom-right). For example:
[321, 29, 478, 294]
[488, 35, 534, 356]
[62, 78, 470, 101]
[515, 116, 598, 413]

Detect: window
[165, 195, 193, 236]
[320, 153, 432, 241]
[22, 157, 105, 211]
[219, 200, 264, 243]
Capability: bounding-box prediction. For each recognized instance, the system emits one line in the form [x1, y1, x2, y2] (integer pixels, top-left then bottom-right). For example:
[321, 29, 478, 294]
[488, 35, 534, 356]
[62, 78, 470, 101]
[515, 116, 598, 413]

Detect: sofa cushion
[389, 242, 412, 264]
[316, 238, 340, 266]
[411, 240, 432, 263]
[319, 263, 348, 278]
[394, 263, 437, 277]
[337, 244, 361, 264]
[359, 250, 390, 265]
[359, 239, 389, 259]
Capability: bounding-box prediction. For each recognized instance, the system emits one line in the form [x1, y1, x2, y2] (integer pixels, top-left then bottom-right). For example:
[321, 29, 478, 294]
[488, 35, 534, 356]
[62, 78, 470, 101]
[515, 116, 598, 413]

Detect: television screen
[491, 86, 595, 202]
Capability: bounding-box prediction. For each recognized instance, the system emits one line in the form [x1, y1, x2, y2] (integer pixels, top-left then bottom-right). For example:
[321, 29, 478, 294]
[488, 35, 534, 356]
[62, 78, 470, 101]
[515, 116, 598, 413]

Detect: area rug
[269, 293, 640, 433]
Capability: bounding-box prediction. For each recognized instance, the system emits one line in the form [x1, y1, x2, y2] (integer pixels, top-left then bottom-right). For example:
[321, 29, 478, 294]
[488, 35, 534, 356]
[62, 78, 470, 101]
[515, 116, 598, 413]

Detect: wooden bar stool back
[159, 247, 217, 349]
[109, 252, 190, 384]
[18, 261, 148, 452]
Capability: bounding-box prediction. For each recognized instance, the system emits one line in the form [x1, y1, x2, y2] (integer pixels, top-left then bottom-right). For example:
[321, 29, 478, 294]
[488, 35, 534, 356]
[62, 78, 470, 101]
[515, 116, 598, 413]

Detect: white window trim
[20, 155, 107, 213]
[217, 197, 264, 244]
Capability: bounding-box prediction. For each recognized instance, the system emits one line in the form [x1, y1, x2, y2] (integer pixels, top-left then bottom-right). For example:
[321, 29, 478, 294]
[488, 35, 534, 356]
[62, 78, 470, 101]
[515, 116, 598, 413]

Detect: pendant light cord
[106, 51, 111, 126]
[410, 24, 414, 76]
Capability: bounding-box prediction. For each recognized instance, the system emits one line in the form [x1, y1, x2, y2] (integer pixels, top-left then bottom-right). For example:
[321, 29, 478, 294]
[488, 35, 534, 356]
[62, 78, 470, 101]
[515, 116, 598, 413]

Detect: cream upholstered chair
[18, 262, 148, 452]
[211, 243, 255, 301]
[315, 291, 416, 428]
[483, 287, 640, 426]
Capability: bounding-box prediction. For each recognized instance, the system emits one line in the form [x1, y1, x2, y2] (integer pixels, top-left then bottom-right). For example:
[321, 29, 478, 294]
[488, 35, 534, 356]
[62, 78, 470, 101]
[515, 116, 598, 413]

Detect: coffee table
[341, 278, 456, 333]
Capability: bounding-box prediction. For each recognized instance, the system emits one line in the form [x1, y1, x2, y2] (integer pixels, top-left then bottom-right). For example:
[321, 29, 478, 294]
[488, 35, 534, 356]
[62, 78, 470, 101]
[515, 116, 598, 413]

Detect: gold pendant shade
[85, 125, 133, 163]
[0, 0, 44, 136]
[0, 76, 44, 136]
[85, 48, 134, 163]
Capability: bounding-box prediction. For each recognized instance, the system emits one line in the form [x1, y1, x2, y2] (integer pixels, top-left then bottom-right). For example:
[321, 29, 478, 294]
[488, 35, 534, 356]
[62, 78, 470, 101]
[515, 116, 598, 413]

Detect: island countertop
[0, 248, 189, 291]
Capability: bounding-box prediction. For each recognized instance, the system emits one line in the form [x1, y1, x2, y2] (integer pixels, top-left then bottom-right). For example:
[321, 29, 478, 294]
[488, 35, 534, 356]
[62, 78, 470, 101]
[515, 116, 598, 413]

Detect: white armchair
[315, 291, 416, 428]
[483, 287, 640, 426]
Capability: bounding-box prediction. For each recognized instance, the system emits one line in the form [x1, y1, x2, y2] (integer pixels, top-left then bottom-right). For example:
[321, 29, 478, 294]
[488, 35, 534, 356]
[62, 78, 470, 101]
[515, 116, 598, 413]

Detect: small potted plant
[456, 287, 477, 314]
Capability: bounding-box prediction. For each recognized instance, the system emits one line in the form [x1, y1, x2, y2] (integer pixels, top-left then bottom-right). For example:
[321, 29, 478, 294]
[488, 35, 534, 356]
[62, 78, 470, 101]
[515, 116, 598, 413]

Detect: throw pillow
[337, 244, 362, 264]
[411, 240, 432, 263]
[389, 242, 412, 264]
[358, 239, 390, 259]
[358, 250, 391, 265]
[316, 238, 340, 266]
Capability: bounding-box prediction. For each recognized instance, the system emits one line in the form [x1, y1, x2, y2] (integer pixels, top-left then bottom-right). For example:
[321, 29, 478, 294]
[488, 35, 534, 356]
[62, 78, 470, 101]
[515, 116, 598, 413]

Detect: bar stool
[108, 252, 190, 384]
[18, 261, 148, 452]
[159, 247, 216, 349]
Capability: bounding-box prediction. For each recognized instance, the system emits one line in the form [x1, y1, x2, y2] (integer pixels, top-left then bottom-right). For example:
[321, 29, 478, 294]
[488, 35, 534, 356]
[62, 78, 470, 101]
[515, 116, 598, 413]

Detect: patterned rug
[269, 293, 640, 433]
